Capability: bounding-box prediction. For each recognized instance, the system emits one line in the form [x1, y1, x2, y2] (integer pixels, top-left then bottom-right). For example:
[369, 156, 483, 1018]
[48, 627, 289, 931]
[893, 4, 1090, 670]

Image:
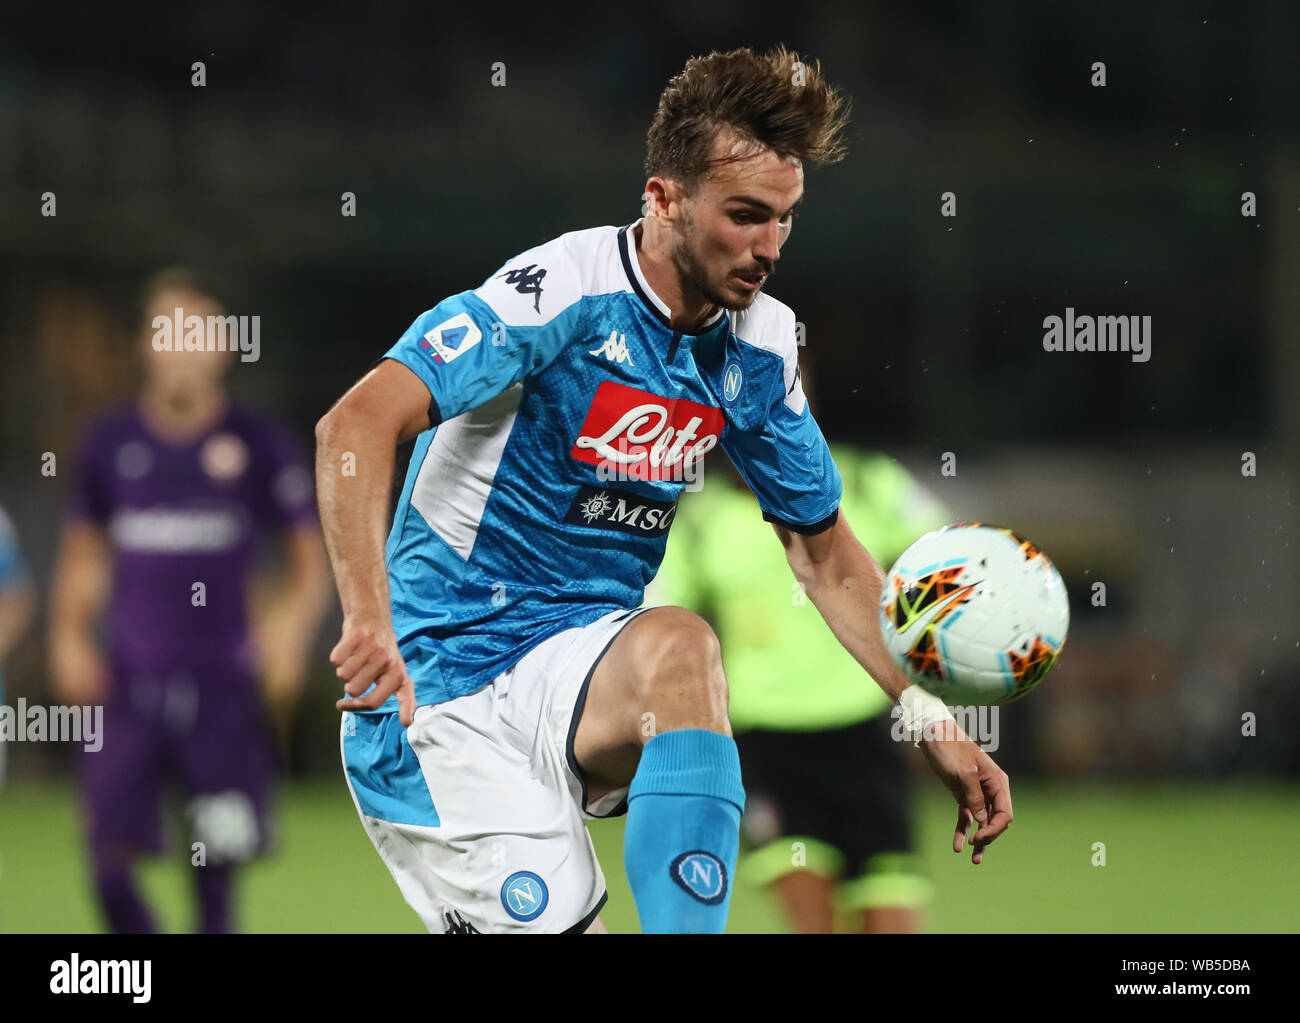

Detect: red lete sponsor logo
[572, 381, 724, 482]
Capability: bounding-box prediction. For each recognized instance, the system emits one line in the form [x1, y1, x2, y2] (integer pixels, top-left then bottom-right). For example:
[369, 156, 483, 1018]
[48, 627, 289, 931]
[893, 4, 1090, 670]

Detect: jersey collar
[618, 220, 729, 337]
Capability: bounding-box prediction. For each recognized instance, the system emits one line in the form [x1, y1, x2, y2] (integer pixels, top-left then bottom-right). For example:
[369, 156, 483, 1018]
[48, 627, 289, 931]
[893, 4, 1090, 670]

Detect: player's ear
[643, 177, 672, 222]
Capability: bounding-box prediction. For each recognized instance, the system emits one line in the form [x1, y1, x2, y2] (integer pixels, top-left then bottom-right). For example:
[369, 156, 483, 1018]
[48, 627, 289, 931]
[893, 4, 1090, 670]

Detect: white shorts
[341, 606, 648, 934]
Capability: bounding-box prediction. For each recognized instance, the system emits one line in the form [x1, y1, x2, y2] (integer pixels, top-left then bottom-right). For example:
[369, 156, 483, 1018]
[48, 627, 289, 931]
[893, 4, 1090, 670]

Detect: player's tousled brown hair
[644, 45, 850, 192]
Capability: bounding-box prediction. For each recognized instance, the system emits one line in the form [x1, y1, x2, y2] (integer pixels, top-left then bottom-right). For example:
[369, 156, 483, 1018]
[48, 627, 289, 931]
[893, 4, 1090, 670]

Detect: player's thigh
[573, 605, 729, 794]
[344, 694, 608, 934]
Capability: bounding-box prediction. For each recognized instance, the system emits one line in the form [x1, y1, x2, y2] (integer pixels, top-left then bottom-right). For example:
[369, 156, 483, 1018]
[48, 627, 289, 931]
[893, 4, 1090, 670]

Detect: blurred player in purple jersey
[48, 267, 332, 933]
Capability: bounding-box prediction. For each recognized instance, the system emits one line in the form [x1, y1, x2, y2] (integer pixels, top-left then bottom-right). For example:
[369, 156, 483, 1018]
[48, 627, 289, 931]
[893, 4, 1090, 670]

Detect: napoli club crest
[722, 360, 743, 405]
[669, 850, 728, 904]
[500, 870, 549, 922]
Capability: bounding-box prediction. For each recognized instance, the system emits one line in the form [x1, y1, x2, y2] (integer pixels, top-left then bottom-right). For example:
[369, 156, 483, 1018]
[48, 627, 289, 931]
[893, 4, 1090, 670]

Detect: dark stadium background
[1, 1, 1297, 932]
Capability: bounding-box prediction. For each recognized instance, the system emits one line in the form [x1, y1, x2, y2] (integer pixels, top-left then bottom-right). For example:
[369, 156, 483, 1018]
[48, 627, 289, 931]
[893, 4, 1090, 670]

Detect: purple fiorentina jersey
[69, 401, 317, 674]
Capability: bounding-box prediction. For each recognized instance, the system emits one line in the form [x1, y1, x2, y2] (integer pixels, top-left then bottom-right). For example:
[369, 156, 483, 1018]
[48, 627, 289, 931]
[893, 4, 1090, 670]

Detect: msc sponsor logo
[669, 850, 728, 905]
[564, 485, 678, 537]
[572, 381, 724, 483]
[500, 870, 549, 922]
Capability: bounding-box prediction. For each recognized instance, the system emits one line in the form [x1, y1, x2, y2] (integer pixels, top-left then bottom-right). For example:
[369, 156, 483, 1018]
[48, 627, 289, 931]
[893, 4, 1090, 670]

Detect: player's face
[140, 288, 234, 390]
[672, 133, 804, 313]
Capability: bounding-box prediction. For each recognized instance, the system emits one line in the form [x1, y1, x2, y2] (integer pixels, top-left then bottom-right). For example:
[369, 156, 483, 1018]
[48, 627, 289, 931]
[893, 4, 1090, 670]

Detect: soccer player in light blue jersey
[317, 45, 1013, 934]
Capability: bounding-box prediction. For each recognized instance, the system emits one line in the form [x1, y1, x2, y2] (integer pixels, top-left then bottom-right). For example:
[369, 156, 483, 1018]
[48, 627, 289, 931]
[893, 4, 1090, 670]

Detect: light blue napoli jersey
[378, 220, 842, 708]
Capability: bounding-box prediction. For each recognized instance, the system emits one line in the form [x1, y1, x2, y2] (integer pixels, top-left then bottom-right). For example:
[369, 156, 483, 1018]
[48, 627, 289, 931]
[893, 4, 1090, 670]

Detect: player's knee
[633, 607, 723, 678]
[628, 607, 729, 729]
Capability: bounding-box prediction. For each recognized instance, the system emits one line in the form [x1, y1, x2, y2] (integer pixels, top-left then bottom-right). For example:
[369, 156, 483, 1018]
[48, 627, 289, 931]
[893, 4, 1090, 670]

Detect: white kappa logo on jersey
[588, 330, 635, 367]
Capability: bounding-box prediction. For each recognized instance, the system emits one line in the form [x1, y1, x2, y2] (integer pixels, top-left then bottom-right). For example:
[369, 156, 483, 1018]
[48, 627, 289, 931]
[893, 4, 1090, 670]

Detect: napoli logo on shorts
[722, 360, 744, 405]
[669, 851, 728, 904]
[500, 870, 550, 921]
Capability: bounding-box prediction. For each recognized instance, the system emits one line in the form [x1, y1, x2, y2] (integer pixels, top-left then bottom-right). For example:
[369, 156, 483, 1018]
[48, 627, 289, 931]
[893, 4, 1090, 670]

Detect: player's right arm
[314, 358, 430, 726]
[48, 520, 112, 705]
[317, 241, 583, 726]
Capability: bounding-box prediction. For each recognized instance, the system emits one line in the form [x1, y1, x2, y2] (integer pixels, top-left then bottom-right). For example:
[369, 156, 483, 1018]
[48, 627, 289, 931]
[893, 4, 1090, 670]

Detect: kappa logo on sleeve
[419, 313, 483, 364]
[495, 263, 547, 313]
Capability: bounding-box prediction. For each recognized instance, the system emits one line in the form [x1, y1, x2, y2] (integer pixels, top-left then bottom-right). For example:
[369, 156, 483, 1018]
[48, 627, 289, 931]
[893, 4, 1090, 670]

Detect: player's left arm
[773, 511, 905, 699]
[775, 512, 1013, 863]
[721, 299, 1010, 863]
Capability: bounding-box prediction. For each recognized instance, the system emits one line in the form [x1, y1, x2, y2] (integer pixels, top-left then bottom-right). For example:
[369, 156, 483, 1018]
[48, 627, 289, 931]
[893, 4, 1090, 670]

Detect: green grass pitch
[1, 780, 1296, 932]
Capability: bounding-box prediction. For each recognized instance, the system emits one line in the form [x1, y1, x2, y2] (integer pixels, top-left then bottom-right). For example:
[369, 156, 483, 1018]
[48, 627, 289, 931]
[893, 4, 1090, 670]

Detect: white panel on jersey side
[729, 293, 807, 415]
[410, 384, 523, 560]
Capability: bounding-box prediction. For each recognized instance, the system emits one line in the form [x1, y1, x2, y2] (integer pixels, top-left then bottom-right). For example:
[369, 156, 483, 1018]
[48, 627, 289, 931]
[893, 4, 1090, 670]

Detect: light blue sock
[623, 728, 745, 934]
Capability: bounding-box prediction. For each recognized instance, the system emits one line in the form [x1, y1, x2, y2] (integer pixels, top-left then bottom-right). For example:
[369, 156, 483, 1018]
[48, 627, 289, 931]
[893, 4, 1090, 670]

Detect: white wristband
[897, 684, 956, 746]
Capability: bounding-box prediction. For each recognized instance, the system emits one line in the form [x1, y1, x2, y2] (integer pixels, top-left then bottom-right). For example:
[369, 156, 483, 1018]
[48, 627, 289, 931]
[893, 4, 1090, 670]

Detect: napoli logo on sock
[669, 851, 728, 905]
[500, 871, 549, 922]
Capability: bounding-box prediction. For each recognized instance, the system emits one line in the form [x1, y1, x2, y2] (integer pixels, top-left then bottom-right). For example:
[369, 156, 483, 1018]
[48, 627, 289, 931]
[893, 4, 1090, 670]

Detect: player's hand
[50, 634, 109, 706]
[331, 615, 416, 726]
[917, 722, 1013, 864]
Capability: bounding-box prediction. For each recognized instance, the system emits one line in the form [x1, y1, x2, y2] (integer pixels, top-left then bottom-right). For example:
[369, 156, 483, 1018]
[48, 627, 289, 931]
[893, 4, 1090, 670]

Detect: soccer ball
[878, 523, 1069, 706]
